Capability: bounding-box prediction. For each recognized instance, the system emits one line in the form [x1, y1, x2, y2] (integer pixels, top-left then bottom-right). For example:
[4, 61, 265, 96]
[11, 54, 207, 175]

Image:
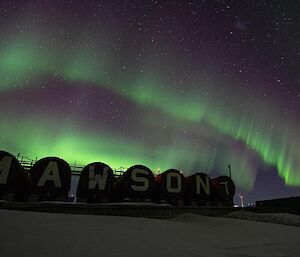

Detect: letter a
[37, 161, 62, 188]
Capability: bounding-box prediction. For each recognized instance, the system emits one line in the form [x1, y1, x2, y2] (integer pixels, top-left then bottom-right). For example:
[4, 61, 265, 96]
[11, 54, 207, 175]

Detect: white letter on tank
[0, 156, 13, 184]
[37, 161, 62, 188]
[166, 172, 182, 193]
[195, 175, 210, 195]
[88, 166, 109, 190]
[220, 181, 229, 195]
[131, 168, 149, 191]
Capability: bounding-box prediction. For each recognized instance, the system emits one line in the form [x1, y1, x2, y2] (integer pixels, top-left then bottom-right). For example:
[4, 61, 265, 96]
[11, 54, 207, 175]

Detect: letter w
[88, 166, 109, 190]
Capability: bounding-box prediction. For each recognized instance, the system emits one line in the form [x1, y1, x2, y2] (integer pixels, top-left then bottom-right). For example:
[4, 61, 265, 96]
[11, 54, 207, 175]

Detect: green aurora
[1, 35, 299, 190]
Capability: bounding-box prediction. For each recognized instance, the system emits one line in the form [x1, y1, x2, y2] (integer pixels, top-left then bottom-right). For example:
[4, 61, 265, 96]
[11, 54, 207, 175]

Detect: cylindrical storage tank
[185, 172, 211, 206]
[113, 165, 154, 201]
[0, 150, 32, 201]
[76, 162, 114, 203]
[211, 175, 235, 206]
[29, 157, 71, 201]
[153, 169, 186, 204]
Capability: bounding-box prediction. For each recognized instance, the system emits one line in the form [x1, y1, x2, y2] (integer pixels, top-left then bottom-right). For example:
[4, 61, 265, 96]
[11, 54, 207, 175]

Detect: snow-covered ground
[227, 210, 300, 227]
[0, 209, 299, 257]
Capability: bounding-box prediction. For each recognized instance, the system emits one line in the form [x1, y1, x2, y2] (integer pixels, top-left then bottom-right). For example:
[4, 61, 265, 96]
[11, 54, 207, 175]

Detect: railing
[14, 153, 161, 176]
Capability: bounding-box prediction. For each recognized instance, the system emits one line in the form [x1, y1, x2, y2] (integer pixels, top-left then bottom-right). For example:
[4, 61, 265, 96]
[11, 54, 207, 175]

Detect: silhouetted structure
[256, 196, 300, 208]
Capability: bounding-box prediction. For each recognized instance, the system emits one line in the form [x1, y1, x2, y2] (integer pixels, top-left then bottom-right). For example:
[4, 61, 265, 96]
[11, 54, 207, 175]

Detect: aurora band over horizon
[1, 33, 300, 192]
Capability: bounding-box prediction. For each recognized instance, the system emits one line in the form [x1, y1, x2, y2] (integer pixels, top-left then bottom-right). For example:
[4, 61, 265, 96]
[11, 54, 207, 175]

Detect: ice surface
[0, 209, 299, 257]
[227, 210, 300, 226]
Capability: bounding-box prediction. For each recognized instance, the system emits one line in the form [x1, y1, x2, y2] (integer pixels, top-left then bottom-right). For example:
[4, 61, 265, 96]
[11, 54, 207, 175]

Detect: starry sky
[1, 0, 300, 204]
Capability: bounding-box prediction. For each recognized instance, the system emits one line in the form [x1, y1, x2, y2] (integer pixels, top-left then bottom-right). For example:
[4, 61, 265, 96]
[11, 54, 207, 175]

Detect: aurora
[0, 0, 299, 203]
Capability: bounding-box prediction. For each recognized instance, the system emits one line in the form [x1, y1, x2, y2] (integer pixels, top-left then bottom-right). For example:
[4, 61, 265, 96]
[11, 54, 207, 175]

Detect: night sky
[1, 0, 300, 204]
